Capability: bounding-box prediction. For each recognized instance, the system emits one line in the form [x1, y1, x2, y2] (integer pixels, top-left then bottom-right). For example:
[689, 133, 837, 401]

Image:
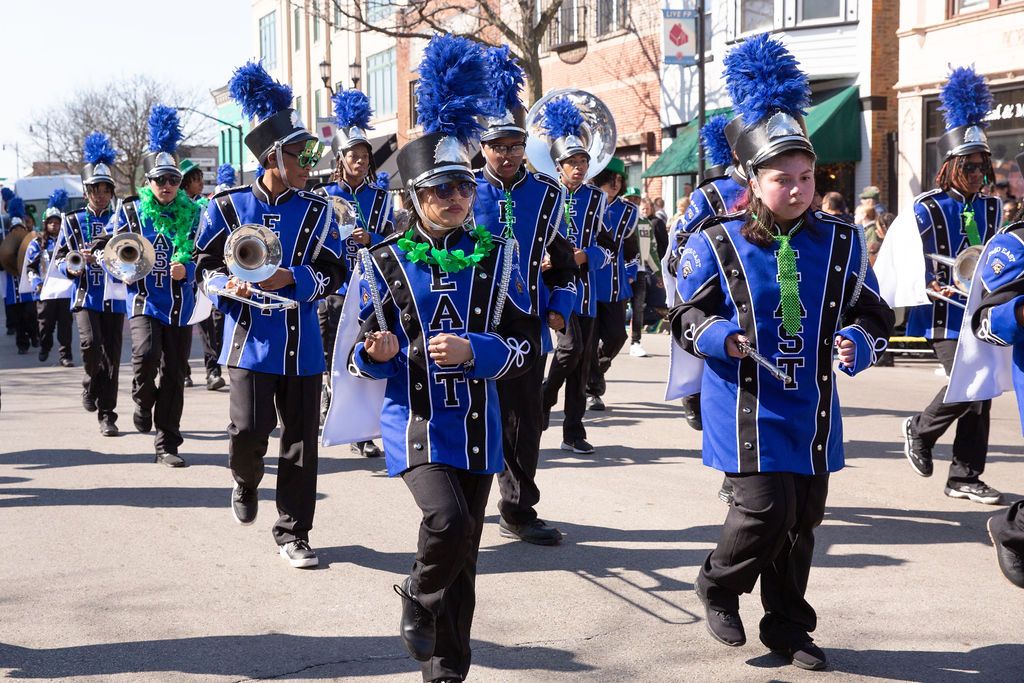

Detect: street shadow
[0, 449, 145, 470]
[843, 439, 1024, 465]
[746, 643, 1024, 682]
[0, 633, 593, 679]
[0, 485, 325, 509]
[840, 405, 920, 419]
[538, 444, 700, 470]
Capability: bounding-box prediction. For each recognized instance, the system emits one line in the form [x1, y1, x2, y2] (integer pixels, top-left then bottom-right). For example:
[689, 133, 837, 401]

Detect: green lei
[397, 224, 496, 273]
[138, 187, 201, 264]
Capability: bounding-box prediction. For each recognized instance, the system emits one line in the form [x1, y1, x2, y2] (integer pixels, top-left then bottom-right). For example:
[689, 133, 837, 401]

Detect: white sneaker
[629, 343, 648, 357]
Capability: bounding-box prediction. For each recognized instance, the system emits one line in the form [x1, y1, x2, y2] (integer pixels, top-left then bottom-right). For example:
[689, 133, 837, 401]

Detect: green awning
[643, 87, 861, 177]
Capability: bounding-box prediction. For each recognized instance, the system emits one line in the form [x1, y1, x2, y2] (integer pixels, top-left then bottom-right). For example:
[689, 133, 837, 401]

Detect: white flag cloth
[321, 269, 385, 447]
[187, 290, 213, 325]
[18, 249, 36, 295]
[665, 335, 704, 401]
[943, 241, 1014, 404]
[873, 210, 930, 308]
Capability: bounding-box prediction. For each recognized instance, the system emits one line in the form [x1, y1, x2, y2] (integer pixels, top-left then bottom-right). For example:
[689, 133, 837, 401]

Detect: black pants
[587, 299, 628, 398]
[130, 316, 191, 455]
[991, 500, 1024, 555]
[630, 276, 648, 344]
[318, 293, 344, 373]
[228, 367, 320, 545]
[4, 302, 13, 333]
[700, 471, 829, 646]
[75, 309, 124, 422]
[402, 463, 492, 682]
[9, 301, 37, 351]
[37, 299, 73, 361]
[544, 313, 597, 442]
[197, 310, 224, 376]
[497, 356, 546, 525]
[912, 339, 990, 484]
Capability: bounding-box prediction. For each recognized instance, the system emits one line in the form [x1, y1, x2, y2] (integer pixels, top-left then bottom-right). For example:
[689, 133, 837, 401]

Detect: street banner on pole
[663, 9, 698, 66]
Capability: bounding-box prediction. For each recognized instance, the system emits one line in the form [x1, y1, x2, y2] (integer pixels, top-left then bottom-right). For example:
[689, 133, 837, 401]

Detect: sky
[0, 0, 253, 182]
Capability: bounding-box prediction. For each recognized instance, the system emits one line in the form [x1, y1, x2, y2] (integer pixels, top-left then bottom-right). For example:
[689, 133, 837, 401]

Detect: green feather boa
[137, 187, 200, 264]
[397, 224, 496, 273]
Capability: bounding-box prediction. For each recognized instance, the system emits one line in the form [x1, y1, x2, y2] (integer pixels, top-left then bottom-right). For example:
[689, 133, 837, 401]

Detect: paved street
[0, 326, 1021, 682]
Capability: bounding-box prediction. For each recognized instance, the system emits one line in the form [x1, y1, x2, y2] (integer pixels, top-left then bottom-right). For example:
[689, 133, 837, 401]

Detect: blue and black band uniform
[26, 236, 73, 363]
[195, 180, 345, 546]
[474, 165, 578, 526]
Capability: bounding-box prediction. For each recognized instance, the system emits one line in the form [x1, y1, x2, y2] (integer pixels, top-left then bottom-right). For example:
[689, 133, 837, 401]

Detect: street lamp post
[349, 61, 362, 90]
[175, 106, 245, 181]
[319, 59, 334, 97]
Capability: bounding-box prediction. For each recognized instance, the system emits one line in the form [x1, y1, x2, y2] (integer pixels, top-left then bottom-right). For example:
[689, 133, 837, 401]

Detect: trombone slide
[207, 284, 298, 311]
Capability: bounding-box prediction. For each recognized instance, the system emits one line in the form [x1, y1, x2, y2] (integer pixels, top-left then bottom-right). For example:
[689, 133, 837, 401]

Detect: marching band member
[195, 61, 344, 568]
[177, 157, 216, 390]
[26, 190, 74, 366]
[114, 106, 200, 467]
[539, 94, 613, 455]
[340, 35, 539, 681]
[214, 163, 237, 195]
[3, 197, 39, 354]
[586, 157, 638, 411]
[673, 35, 893, 670]
[902, 66, 1004, 505]
[473, 45, 577, 545]
[970, 196, 1024, 587]
[313, 86, 393, 458]
[53, 132, 127, 436]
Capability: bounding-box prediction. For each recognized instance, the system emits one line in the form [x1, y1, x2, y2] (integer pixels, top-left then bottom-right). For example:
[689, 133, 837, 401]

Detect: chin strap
[273, 141, 302, 191]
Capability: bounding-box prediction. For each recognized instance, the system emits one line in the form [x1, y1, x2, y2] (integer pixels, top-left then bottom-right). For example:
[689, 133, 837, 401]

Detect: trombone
[207, 224, 298, 311]
[925, 245, 982, 310]
[101, 233, 155, 284]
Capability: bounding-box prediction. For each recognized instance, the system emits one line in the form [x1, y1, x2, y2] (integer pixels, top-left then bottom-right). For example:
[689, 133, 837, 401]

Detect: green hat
[623, 186, 641, 198]
[179, 159, 200, 176]
[605, 157, 627, 179]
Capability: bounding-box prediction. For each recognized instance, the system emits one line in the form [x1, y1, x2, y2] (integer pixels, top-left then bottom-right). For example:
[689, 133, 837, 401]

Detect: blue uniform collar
[946, 186, 977, 204]
[411, 220, 466, 251]
[339, 176, 371, 194]
[482, 164, 527, 191]
[251, 178, 295, 206]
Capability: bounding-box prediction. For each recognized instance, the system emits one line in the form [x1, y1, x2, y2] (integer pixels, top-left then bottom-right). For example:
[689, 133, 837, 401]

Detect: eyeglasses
[486, 143, 526, 156]
[152, 175, 181, 187]
[282, 139, 326, 169]
[962, 162, 984, 174]
[430, 181, 477, 200]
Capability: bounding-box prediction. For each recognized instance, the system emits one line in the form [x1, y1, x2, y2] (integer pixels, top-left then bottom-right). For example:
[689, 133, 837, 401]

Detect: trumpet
[102, 233, 155, 284]
[207, 224, 297, 311]
[65, 250, 87, 276]
[926, 245, 982, 310]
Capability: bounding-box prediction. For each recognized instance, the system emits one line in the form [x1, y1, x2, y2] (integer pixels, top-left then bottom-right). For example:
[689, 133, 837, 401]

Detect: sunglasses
[486, 143, 526, 156]
[152, 175, 181, 187]
[430, 180, 477, 200]
[962, 162, 985, 174]
[282, 139, 326, 169]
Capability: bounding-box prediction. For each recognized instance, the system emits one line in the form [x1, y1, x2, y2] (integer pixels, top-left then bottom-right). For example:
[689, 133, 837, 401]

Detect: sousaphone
[524, 88, 617, 181]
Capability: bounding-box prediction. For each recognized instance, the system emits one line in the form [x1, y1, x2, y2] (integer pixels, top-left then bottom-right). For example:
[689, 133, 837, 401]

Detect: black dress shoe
[99, 419, 119, 437]
[155, 452, 187, 468]
[586, 395, 606, 411]
[682, 394, 703, 431]
[59, 358, 74, 368]
[82, 392, 97, 413]
[134, 407, 153, 434]
[38, 349, 49, 362]
[351, 440, 383, 458]
[988, 515, 1024, 588]
[232, 485, 258, 525]
[183, 376, 194, 388]
[695, 576, 745, 646]
[499, 517, 563, 545]
[394, 577, 435, 661]
[206, 374, 226, 391]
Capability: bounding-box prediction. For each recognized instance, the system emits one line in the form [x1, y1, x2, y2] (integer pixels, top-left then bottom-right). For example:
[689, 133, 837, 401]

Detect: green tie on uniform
[774, 233, 802, 336]
[962, 203, 981, 246]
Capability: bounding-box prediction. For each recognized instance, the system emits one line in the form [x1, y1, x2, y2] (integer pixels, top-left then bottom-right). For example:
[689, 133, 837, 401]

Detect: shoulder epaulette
[913, 188, 943, 204]
[697, 174, 728, 189]
[531, 171, 561, 191]
[211, 185, 250, 200]
[297, 189, 329, 205]
[812, 210, 856, 230]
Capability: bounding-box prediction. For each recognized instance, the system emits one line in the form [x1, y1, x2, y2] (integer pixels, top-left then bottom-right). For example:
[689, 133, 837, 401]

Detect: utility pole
[696, 0, 706, 182]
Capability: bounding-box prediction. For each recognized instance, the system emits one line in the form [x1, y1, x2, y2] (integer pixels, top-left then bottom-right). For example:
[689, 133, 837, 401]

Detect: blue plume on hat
[333, 90, 374, 130]
[700, 116, 733, 168]
[375, 171, 390, 190]
[83, 132, 117, 165]
[216, 164, 236, 185]
[542, 96, 584, 140]
[148, 105, 182, 154]
[254, 165, 265, 179]
[7, 196, 25, 219]
[230, 61, 294, 121]
[415, 34, 488, 143]
[483, 45, 524, 118]
[723, 34, 809, 125]
[1, 188, 12, 202]
[47, 189, 69, 210]
[939, 66, 993, 131]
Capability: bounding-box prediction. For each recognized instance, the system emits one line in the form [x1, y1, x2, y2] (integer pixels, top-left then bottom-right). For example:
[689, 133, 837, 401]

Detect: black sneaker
[38, 349, 49, 362]
[586, 395, 606, 411]
[206, 373, 225, 391]
[761, 637, 828, 671]
[682, 395, 703, 431]
[155, 452, 187, 468]
[394, 577, 435, 661]
[694, 576, 745, 646]
[59, 358, 74, 368]
[231, 484, 258, 525]
[901, 417, 933, 477]
[99, 418, 119, 437]
[134, 406, 153, 434]
[183, 376, 194, 388]
[82, 391, 97, 413]
[350, 440, 383, 458]
[279, 539, 318, 568]
[560, 438, 595, 455]
[988, 515, 1024, 588]
[944, 480, 1003, 505]
[499, 518, 563, 545]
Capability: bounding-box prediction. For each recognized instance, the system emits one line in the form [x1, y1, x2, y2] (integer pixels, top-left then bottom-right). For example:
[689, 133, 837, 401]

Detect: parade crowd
[2, 31, 1024, 682]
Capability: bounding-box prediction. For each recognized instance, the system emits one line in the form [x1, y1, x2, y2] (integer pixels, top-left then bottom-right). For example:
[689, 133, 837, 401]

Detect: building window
[259, 11, 277, 69]
[952, 0, 991, 13]
[738, 0, 774, 34]
[366, 48, 397, 117]
[293, 7, 302, 50]
[596, 0, 627, 36]
[313, 1, 321, 41]
[335, 80, 346, 95]
[545, 0, 585, 50]
[409, 79, 420, 126]
[296, 95, 304, 126]
[334, 5, 343, 29]
[366, 0, 391, 23]
[315, 89, 322, 121]
[798, 0, 841, 23]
